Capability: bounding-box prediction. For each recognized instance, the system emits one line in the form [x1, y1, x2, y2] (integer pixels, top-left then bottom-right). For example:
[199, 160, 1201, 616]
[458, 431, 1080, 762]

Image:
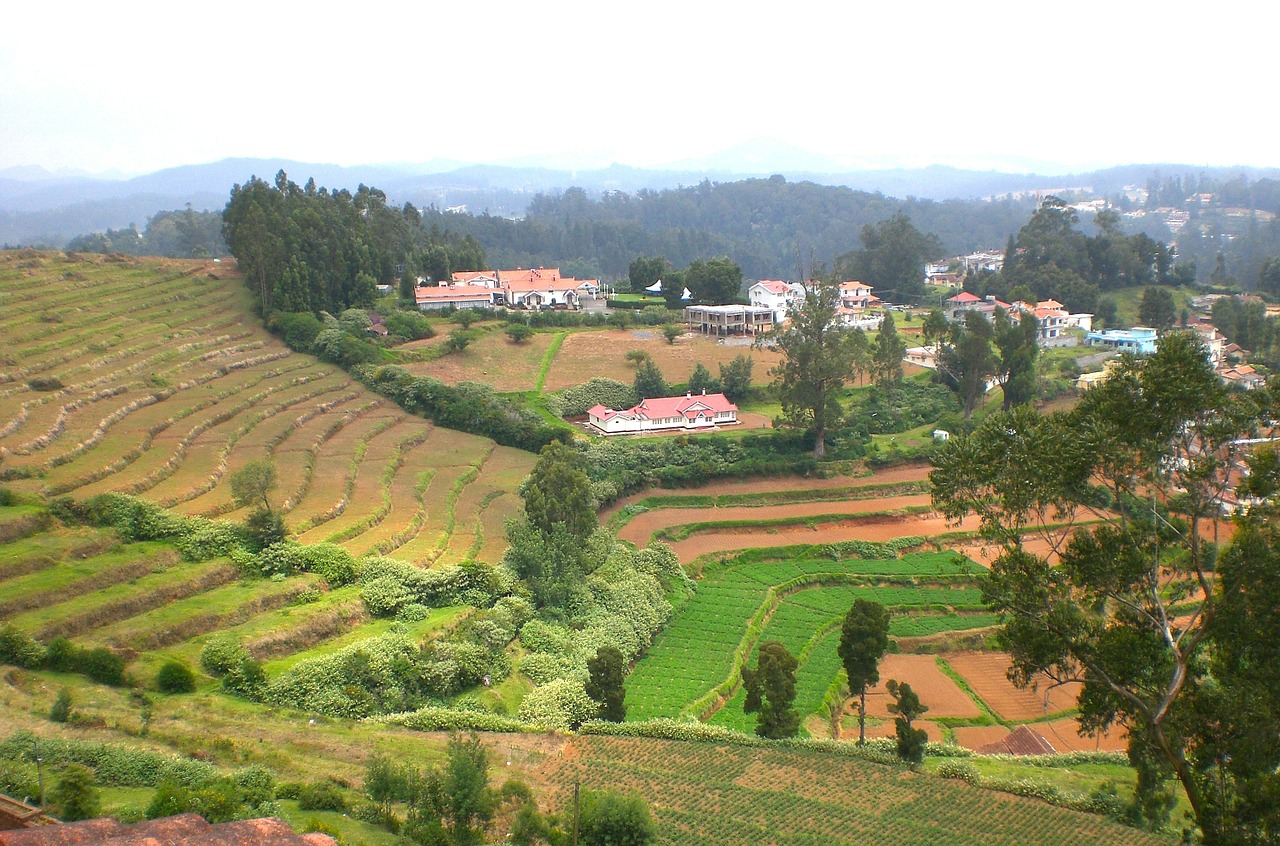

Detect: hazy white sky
[3, 1, 1277, 176]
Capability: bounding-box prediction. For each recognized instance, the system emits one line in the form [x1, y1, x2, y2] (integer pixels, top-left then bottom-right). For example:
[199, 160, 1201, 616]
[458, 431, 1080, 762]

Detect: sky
[3, 1, 1279, 178]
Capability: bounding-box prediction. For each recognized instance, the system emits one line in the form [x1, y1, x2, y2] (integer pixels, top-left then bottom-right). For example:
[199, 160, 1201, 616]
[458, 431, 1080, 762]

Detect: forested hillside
[420, 177, 1041, 280]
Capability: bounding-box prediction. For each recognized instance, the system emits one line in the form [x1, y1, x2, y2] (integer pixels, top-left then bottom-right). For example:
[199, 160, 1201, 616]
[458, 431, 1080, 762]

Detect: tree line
[222, 170, 485, 316]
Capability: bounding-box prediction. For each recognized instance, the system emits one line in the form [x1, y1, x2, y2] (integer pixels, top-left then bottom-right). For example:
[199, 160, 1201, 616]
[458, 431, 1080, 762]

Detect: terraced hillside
[0, 250, 531, 684]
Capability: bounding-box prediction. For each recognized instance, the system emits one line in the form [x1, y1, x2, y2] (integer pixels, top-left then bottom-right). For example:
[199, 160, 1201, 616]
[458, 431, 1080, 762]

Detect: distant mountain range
[3, 146, 1278, 248]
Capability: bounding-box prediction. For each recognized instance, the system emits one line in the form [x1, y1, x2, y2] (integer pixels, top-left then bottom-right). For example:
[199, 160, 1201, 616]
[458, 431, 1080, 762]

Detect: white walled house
[586, 392, 739, 434]
[749, 280, 805, 322]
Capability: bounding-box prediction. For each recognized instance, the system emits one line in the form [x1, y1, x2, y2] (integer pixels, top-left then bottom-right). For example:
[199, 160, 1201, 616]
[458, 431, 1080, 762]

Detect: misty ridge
[4, 146, 1280, 286]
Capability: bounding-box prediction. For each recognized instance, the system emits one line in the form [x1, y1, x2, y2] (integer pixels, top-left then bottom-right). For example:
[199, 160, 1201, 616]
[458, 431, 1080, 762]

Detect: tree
[718, 354, 753, 403]
[742, 640, 800, 739]
[442, 733, 495, 846]
[661, 323, 682, 345]
[229, 460, 275, 513]
[578, 789, 656, 846]
[1260, 257, 1280, 297]
[886, 680, 929, 764]
[930, 332, 1273, 843]
[838, 600, 890, 745]
[684, 257, 743, 303]
[686, 362, 720, 395]
[628, 256, 668, 294]
[521, 442, 596, 542]
[837, 212, 942, 302]
[768, 280, 864, 458]
[921, 308, 950, 349]
[52, 764, 100, 821]
[937, 311, 996, 418]
[994, 308, 1039, 410]
[872, 312, 906, 388]
[633, 357, 670, 400]
[584, 646, 627, 722]
[1138, 286, 1177, 330]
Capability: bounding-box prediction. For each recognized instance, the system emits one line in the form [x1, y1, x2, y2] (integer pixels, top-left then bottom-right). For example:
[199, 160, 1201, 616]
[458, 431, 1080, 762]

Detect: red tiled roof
[948, 291, 983, 303]
[589, 393, 737, 421]
[754, 280, 792, 294]
[415, 284, 494, 304]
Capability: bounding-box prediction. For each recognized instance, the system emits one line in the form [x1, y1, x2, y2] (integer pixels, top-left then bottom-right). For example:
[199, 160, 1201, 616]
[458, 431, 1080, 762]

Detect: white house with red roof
[447, 268, 600, 309]
[946, 291, 1014, 323]
[586, 391, 739, 434]
[836, 281, 883, 328]
[749, 280, 806, 322]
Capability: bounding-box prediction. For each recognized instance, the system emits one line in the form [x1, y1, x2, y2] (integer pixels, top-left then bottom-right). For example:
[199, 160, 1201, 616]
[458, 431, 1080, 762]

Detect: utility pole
[571, 779, 580, 846]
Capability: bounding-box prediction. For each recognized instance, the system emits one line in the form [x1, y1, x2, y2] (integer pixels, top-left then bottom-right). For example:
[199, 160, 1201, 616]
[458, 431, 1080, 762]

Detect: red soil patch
[619, 493, 934, 547]
[1039, 717, 1128, 752]
[864, 654, 983, 719]
[857, 717, 946, 744]
[669, 510, 983, 564]
[951, 725, 1014, 749]
[943, 652, 1081, 722]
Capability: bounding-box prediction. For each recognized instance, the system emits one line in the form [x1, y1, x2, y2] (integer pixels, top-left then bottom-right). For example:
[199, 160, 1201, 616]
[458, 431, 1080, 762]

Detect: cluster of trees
[768, 280, 911, 457]
[931, 333, 1280, 841]
[626, 256, 745, 305]
[223, 170, 484, 316]
[966, 199, 1188, 316]
[929, 305, 1040, 418]
[66, 208, 228, 258]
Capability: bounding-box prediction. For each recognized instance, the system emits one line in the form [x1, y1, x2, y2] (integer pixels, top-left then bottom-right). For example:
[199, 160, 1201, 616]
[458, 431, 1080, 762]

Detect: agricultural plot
[545, 329, 782, 392]
[624, 551, 988, 724]
[0, 252, 537, 697]
[541, 735, 1169, 846]
[402, 327, 557, 391]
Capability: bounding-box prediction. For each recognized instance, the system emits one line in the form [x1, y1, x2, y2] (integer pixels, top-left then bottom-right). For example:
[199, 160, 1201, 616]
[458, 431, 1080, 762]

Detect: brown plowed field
[855, 717, 947, 744]
[943, 652, 1081, 721]
[951, 725, 1013, 749]
[863, 654, 984, 719]
[1040, 717, 1128, 752]
[619, 493, 935, 546]
[669, 510, 983, 563]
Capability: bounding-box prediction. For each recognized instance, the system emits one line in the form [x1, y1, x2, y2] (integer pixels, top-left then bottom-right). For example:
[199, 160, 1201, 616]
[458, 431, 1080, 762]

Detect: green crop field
[625, 551, 990, 724]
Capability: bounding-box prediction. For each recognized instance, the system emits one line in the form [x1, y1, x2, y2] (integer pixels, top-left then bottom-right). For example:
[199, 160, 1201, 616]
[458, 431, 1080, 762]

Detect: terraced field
[0, 250, 531, 683]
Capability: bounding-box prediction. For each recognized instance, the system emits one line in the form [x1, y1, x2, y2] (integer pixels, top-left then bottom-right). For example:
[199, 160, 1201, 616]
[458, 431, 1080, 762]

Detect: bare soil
[669, 511, 983, 564]
[864, 654, 984, 719]
[944, 652, 1081, 722]
[619, 493, 935, 547]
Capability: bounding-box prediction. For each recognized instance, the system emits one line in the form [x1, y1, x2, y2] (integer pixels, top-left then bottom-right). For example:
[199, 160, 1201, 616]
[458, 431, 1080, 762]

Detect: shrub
[0, 625, 46, 669]
[81, 648, 125, 686]
[156, 660, 196, 694]
[49, 689, 73, 723]
[200, 635, 247, 677]
[267, 311, 325, 352]
[297, 780, 346, 812]
[52, 764, 101, 821]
